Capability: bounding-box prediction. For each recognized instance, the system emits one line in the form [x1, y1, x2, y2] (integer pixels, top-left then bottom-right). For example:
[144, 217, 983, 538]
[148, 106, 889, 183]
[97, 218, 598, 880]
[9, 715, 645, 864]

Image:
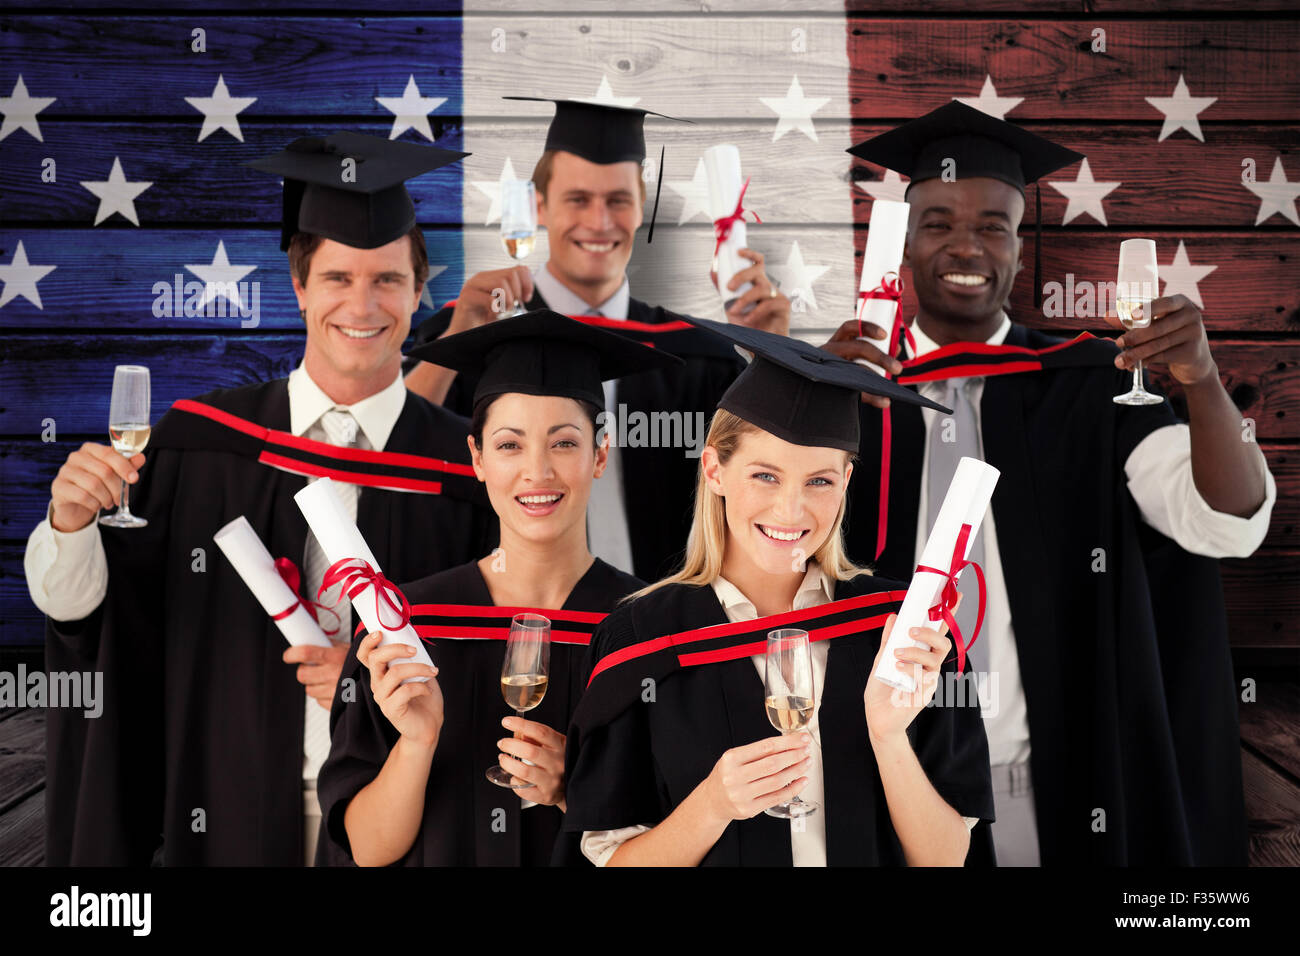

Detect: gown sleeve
[562, 609, 666, 835]
[316, 636, 401, 864]
[44, 443, 178, 866]
[905, 656, 997, 825]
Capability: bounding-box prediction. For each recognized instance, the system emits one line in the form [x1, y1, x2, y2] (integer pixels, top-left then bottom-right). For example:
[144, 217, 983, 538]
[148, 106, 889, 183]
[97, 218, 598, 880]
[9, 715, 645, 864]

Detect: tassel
[1033, 184, 1042, 310]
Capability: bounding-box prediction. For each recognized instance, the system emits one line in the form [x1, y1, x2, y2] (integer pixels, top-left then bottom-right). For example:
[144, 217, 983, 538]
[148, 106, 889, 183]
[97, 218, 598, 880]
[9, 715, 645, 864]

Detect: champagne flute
[486, 613, 550, 789]
[499, 179, 537, 317]
[763, 628, 819, 819]
[100, 365, 151, 528]
[1112, 238, 1165, 406]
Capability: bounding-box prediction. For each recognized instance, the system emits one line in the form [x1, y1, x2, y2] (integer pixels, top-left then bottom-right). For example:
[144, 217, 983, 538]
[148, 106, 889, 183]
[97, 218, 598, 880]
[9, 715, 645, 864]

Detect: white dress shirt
[23, 364, 409, 784]
[581, 562, 978, 867]
[531, 263, 637, 576]
[907, 314, 1277, 766]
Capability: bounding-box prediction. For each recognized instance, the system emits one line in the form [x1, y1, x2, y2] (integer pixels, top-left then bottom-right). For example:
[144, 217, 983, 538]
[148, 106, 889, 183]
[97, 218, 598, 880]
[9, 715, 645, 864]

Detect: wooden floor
[2, 683, 1297, 867]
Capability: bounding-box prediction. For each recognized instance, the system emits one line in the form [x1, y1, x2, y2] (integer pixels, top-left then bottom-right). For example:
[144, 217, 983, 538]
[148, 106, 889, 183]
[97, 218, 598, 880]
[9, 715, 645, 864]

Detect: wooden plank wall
[0, 3, 1297, 655]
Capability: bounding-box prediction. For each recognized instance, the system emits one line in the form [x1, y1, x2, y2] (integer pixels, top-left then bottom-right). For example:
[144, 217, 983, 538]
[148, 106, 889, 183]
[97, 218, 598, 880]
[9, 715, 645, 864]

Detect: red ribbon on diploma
[271, 557, 341, 635]
[858, 273, 914, 560]
[317, 558, 412, 632]
[914, 522, 986, 675]
[712, 177, 761, 260]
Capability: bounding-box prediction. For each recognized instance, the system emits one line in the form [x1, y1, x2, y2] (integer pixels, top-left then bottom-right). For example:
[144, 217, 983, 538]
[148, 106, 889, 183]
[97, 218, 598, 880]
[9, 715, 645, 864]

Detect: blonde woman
[563, 319, 995, 866]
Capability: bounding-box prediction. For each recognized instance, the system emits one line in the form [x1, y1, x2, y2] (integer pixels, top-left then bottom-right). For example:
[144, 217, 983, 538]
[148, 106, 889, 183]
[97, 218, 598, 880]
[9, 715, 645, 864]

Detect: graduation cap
[503, 96, 690, 243]
[682, 318, 949, 453]
[847, 101, 1084, 307]
[404, 308, 682, 409]
[245, 131, 469, 251]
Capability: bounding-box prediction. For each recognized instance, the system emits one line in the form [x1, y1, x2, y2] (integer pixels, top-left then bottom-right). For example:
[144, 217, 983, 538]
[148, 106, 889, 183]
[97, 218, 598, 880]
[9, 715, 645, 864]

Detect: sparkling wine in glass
[1113, 238, 1165, 406]
[499, 179, 537, 317]
[486, 613, 550, 789]
[763, 628, 819, 819]
[100, 365, 151, 528]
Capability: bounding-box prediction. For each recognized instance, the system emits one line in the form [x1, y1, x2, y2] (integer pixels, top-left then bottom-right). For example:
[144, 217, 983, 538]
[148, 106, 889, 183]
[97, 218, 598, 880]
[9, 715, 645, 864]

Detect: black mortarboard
[847, 101, 1084, 307]
[245, 132, 468, 251]
[683, 318, 949, 453]
[503, 96, 690, 242]
[404, 309, 682, 409]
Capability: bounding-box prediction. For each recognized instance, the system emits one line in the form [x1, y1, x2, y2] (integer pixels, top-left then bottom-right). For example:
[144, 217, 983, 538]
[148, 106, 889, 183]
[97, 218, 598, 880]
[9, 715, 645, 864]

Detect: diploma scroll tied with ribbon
[703, 144, 760, 310]
[858, 199, 915, 559]
[213, 515, 334, 648]
[873, 456, 999, 694]
[855, 198, 912, 372]
[294, 477, 433, 682]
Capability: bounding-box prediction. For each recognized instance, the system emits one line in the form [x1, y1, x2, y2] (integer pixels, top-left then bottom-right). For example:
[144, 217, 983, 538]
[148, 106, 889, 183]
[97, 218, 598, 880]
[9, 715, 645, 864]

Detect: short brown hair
[287, 224, 429, 292]
[532, 149, 648, 203]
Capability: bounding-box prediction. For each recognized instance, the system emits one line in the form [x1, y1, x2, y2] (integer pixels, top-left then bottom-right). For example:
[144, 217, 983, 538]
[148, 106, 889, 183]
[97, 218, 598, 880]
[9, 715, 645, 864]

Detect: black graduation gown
[409, 293, 745, 582]
[43, 378, 497, 866]
[844, 322, 1248, 865]
[563, 573, 996, 866]
[316, 556, 644, 866]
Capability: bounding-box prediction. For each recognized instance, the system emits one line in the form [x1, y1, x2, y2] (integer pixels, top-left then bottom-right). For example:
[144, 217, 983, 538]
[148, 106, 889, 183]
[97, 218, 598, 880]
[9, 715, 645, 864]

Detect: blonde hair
[625, 409, 873, 602]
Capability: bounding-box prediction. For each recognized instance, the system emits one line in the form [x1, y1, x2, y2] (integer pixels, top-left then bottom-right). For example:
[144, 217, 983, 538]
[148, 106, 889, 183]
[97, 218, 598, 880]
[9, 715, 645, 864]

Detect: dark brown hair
[532, 149, 648, 203]
[287, 224, 430, 292]
[470, 394, 602, 451]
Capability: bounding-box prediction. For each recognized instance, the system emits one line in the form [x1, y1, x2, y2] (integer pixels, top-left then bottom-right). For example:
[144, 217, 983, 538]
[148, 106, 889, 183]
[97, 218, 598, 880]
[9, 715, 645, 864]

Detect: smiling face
[903, 176, 1025, 329]
[538, 150, 643, 297]
[469, 393, 608, 550]
[702, 428, 852, 579]
[294, 236, 419, 399]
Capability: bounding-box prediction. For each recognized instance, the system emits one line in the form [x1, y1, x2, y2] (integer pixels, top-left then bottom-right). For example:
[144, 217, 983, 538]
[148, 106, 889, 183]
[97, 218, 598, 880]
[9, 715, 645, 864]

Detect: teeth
[338, 327, 383, 338]
[759, 526, 804, 542]
[941, 273, 988, 287]
[518, 495, 561, 505]
[577, 241, 614, 252]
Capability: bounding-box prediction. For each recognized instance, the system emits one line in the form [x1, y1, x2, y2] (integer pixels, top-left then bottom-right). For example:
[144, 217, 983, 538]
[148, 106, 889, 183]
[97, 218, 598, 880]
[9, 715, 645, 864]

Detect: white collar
[710, 562, 834, 618]
[909, 312, 1012, 358]
[532, 262, 630, 319]
[286, 364, 407, 450]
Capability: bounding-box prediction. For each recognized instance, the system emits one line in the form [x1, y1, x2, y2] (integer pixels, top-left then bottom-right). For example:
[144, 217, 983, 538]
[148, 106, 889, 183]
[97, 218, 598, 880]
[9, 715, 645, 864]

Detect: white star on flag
[185, 75, 257, 143]
[759, 76, 830, 143]
[80, 157, 153, 226]
[580, 76, 640, 108]
[666, 157, 711, 225]
[376, 75, 447, 142]
[955, 76, 1023, 120]
[419, 265, 450, 311]
[184, 241, 257, 312]
[855, 169, 909, 204]
[0, 241, 57, 309]
[1048, 158, 1121, 226]
[1160, 241, 1216, 308]
[471, 157, 518, 226]
[1145, 75, 1216, 142]
[0, 75, 56, 143]
[1245, 157, 1300, 226]
[770, 241, 831, 311]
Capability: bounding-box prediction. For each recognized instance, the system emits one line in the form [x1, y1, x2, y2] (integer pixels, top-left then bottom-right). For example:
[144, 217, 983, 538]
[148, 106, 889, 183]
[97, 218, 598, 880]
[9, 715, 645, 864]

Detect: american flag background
[0, 2, 1297, 865]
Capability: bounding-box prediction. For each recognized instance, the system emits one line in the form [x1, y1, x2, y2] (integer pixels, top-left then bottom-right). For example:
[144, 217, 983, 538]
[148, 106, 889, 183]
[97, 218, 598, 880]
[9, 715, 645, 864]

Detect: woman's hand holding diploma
[357, 631, 444, 750]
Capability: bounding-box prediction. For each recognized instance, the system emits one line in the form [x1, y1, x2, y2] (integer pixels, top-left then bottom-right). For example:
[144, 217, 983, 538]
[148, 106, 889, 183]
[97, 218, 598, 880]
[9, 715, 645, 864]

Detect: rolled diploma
[873, 457, 1000, 693]
[214, 515, 332, 648]
[294, 477, 432, 680]
[854, 199, 910, 374]
[703, 144, 753, 306]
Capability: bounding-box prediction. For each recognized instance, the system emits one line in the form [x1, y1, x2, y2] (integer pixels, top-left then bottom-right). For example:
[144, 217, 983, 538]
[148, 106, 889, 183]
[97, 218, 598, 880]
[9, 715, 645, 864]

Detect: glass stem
[1133, 358, 1144, 393]
[118, 476, 131, 518]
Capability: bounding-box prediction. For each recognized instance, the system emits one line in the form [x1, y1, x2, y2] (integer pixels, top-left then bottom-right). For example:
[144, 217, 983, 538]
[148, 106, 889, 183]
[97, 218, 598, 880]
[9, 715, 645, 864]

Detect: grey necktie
[301, 408, 362, 780]
[583, 310, 636, 574]
[926, 378, 986, 678]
